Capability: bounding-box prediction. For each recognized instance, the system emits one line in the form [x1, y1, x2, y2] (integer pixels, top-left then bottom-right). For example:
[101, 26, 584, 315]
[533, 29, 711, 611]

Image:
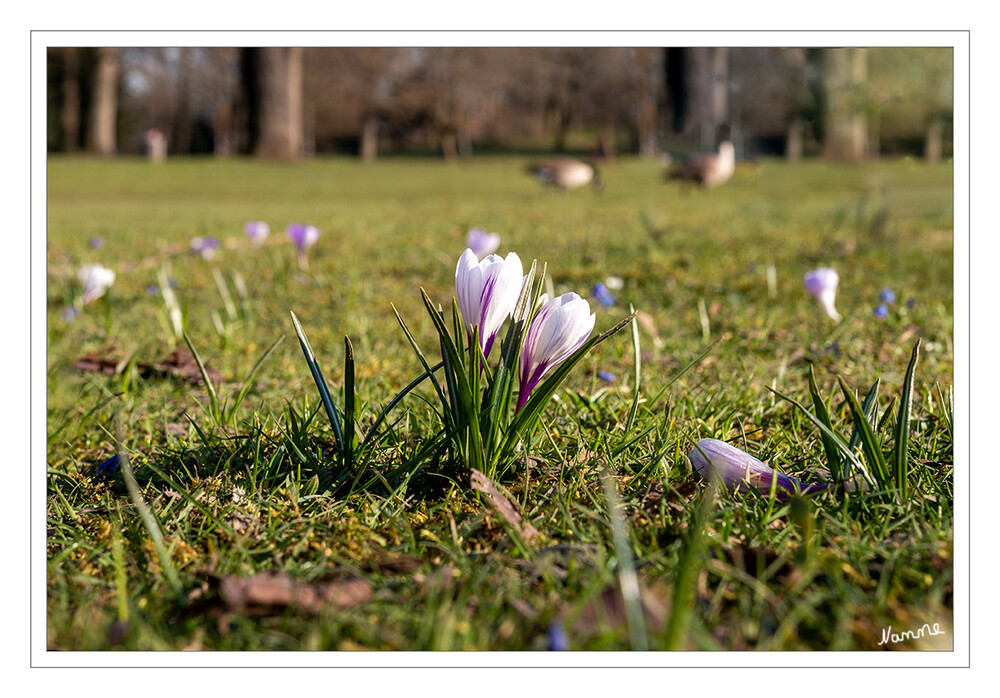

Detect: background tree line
[46, 46, 953, 162]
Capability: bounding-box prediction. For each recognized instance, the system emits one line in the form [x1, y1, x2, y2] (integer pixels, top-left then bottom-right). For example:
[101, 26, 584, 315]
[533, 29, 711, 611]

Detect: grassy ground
[46, 154, 954, 651]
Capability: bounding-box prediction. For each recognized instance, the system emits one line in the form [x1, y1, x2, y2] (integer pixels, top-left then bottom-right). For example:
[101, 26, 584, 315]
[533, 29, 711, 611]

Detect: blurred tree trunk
[87, 47, 119, 156]
[821, 48, 868, 162]
[360, 113, 379, 161]
[59, 48, 81, 152]
[251, 47, 304, 159]
[925, 114, 944, 162]
[666, 47, 728, 147]
[785, 116, 805, 161]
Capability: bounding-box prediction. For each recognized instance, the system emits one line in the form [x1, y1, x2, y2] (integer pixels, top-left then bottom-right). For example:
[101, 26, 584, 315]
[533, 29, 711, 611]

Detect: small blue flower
[597, 371, 616, 382]
[60, 306, 80, 323]
[879, 287, 896, 304]
[874, 304, 889, 320]
[547, 621, 568, 651]
[96, 454, 121, 476]
[592, 282, 616, 308]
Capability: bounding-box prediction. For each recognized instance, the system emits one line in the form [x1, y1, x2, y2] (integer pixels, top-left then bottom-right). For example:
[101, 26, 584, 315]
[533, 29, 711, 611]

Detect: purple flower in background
[287, 223, 320, 268]
[592, 282, 616, 308]
[597, 371, 616, 382]
[907, 297, 916, 309]
[146, 284, 160, 296]
[688, 438, 830, 501]
[77, 263, 115, 304]
[89, 236, 104, 250]
[547, 622, 568, 651]
[191, 236, 220, 260]
[803, 268, 841, 322]
[517, 292, 595, 411]
[466, 227, 501, 260]
[96, 454, 121, 477]
[874, 304, 889, 320]
[60, 306, 80, 323]
[455, 248, 524, 359]
[878, 287, 896, 304]
[244, 220, 270, 247]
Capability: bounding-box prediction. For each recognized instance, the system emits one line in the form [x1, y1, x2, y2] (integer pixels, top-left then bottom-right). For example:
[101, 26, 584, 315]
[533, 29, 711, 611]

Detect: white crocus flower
[77, 264, 115, 304]
[455, 248, 524, 359]
[804, 268, 841, 322]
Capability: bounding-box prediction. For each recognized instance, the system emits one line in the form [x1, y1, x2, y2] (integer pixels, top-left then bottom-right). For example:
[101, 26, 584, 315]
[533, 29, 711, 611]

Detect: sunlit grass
[46, 154, 953, 651]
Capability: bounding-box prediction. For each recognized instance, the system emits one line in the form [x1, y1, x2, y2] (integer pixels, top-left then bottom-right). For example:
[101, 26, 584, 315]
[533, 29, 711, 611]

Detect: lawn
[45, 154, 954, 652]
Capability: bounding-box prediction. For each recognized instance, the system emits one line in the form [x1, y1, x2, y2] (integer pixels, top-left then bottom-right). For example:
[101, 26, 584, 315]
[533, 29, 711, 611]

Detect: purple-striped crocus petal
[466, 227, 501, 260]
[244, 221, 270, 245]
[688, 438, 830, 501]
[803, 268, 841, 322]
[455, 248, 524, 358]
[287, 223, 320, 251]
[77, 263, 115, 304]
[516, 292, 595, 411]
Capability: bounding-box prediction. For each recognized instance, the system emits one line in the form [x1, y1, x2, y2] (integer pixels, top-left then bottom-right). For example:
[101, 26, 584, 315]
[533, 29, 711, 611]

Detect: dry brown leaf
[469, 468, 538, 542]
[214, 571, 371, 615]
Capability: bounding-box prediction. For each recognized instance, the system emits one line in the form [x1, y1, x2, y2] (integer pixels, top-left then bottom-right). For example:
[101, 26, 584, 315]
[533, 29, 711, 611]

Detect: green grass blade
[600, 466, 648, 651]
[343, 335, 356, 468]
[808, 364, 844, 487]
[848, 378, 881, 452]
[182, 331, 221, 425]
[838, 376, 891, 490]
[289, 311, 345, 458]
[358, 361, 444, 462]
[229, 333, 284, 426]
[625, 305, 641, 433]
[892, 339, 921, 503]
[644, 338, 723, 410]
[390, 303, 452, 429]
[767, 384, 872, 485]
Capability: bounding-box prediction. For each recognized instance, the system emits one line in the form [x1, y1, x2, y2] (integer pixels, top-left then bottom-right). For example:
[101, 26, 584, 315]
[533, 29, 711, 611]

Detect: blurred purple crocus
[597, 371, 616, 382]
[89, 236, 104, 250]
[96, 454, 121, 477]
[803, 268, 841, 322]
[592, 282, 616, 308]
[455, 248, 524, 359]
[688, 438, 830, 501]
[287, 223, 320, 268]
[60, 306, 80, 323]
[547, 621, 568, 651]
[878, 287, 896, 304]
[244, 220, 270, 247]
[874, 303, 889, 319]
[191, 236, 220, 260]
[77, 263, 115, 304]
[466, 227, 501, 260]
[517, 292, 595, 411]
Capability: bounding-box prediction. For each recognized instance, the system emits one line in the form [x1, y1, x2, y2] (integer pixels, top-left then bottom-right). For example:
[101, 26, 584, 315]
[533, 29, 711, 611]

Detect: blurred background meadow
[45, 45, 954, 652]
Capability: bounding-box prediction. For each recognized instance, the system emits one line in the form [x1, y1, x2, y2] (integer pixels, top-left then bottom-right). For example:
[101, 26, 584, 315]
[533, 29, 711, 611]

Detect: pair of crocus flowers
[455, 248, 596, 412]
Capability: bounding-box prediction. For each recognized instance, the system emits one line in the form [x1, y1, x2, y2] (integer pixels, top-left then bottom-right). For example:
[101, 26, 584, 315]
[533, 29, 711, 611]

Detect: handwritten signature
[879, 622, 946, 646]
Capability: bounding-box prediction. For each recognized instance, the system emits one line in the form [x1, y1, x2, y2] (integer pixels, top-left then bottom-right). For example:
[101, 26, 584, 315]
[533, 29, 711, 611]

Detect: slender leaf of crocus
[893, 339, 921, 502]
[838, 376, 891, 490]
[421, 289, 483, 471]
[182, 331, 221, 425]
[483, 260, 537, 457]
[358, 361, 444, 464]
[808, 364, 844, 487]
[495, 311, 636, 465]
[767, 385, 873, 486]
[343, 336, 356, 468]
[848, 378, 881, 452]
[289, 311, 345, 457]
[390, 303, 452, 431]
[625, 304, 642, 433]
[229, 333, 284, 426]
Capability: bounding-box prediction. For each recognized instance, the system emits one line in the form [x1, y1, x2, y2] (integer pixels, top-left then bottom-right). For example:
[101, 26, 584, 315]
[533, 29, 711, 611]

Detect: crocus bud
[287, 223, 320, 268]
[803, 268, 841, 322]
[466, 227, 500, 260]
[455, 248, 524, 358]
[688, 438, 829, 500]
[517, 292, 595, 411]
[244, 221, 270, 246]
[77, 263, 115, 304]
